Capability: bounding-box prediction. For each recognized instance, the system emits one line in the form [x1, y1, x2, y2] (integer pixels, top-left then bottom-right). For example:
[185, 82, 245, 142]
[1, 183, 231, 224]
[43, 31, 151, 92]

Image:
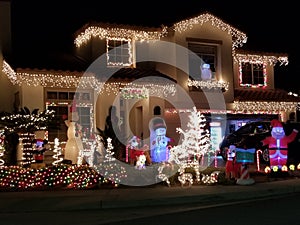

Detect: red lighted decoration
[261, 119, 298, 170]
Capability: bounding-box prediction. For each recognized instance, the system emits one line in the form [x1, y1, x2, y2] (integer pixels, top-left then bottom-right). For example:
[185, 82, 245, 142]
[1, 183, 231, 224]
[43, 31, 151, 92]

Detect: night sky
[8, 0, 299, 92]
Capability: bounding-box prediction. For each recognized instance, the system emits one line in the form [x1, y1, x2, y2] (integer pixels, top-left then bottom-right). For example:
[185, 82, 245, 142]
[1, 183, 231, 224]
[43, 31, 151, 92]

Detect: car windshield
[235, 124, 252, 135]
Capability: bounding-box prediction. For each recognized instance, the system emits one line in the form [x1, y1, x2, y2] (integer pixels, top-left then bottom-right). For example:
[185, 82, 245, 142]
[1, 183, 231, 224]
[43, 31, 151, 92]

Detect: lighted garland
[121, 87, 149, 99]
[0, 108, 56, 133]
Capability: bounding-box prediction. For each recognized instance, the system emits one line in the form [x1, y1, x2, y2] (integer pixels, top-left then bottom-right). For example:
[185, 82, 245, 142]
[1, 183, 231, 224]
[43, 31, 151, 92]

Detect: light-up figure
[149, 117, 172, 163]
[201, 63, 212, 80]
[64, 100, 84, 164]
[261, 119, 298, 170]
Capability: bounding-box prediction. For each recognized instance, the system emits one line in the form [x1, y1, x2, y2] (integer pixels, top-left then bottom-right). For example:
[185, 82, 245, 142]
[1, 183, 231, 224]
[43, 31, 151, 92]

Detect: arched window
[153, 106, 161, 115]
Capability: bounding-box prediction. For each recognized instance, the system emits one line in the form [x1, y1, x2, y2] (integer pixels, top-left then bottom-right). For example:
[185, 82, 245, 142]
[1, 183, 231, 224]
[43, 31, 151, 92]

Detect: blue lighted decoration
[149, 117, 171, 163]
[235, 148, 255, 163]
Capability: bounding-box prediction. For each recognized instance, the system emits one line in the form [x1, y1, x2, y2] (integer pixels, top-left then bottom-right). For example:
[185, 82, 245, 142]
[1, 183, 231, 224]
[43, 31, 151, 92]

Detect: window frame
[106, 37, 133, 67]
[45, 89, 94, 142]
[187, 39, 220, 81]
[239, 62, 267, 88]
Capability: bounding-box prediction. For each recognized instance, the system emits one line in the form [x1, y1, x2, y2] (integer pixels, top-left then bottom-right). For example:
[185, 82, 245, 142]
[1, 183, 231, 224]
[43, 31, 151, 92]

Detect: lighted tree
[94, 136, 127, 186]
[52, 138, 63, 165]
[168, 107, 211, 185]
[170, 106, 211, 165]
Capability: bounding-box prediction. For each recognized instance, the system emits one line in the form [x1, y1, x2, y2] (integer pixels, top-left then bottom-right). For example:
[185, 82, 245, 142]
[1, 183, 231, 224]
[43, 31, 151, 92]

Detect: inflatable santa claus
[261, 119, 298, 170]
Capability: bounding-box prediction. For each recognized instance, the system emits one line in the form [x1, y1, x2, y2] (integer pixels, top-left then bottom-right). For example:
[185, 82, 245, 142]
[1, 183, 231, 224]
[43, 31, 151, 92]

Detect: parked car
[219, 121, 272, 163]
[219, 120, 300, 165]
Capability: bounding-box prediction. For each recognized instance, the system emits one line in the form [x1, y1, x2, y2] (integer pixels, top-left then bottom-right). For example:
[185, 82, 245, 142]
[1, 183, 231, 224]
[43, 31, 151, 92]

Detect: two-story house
[1, 10, 299, 157]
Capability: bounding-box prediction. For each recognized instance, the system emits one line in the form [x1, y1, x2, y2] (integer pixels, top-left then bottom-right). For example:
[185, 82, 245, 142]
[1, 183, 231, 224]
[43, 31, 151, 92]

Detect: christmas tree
[170, 106, 211, 165]
[168, 107, 211, 184]
[52, 138, 63, 165]
[94, 137, 127, 186]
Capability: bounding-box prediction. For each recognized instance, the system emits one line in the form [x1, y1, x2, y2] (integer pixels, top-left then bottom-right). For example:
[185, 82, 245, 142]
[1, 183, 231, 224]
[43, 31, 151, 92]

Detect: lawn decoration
[135, 154, 146, 170]
[32, 138, 47, 163]
[64, 100, 84, 164]
[235, 147, 256, 185]
[126, 135, 151, 166]
[156, 163, 171, 187]
[178, 167, 193, 187]
[201, 170, 221, 185]
[149, 117, 172, 163]
[261, 119, 298, 171]
[225, 145, 239, 180]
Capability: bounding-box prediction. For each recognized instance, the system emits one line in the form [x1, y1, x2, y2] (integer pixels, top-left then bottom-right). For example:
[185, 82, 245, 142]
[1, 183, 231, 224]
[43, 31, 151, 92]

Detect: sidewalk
[1, 176, 300, 213]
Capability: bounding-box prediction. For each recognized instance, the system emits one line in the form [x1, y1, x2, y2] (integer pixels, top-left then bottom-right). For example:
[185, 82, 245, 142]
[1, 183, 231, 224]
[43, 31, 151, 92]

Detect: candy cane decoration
[125, 144, 130, 163]
[240, 164, 249, 179]
[256, 149, 262, 171]
[236, 164, 255, 185]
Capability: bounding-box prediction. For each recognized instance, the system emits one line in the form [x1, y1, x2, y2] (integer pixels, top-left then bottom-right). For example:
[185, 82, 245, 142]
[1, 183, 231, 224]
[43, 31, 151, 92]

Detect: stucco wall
[21, 85, 44, 112]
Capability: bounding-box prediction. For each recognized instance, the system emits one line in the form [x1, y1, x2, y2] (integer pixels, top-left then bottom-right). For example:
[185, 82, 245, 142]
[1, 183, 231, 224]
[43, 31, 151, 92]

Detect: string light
[75, 25, 168, 47]
[121, 86, 149, 99]
[235, 53, 289, 66]
[0, 130, 5, 166]
[233, 101, 298, 113]
[173, 13, 247, 50]
[0, 165, 100, 190]
[238, 62, 267, 88]
[2, 64, 176, 97]
[187, 79, 229, 91]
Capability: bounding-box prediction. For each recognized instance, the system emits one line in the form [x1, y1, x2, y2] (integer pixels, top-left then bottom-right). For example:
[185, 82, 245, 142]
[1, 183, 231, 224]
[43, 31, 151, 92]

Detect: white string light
[75, 25, 168, 47]
[173, 13, 247, 50]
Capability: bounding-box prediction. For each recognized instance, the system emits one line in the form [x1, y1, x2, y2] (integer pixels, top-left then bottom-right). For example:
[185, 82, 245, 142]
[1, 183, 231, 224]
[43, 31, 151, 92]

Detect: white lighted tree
[94, 137, 126, 186]
[168, 107, 211, 185]
[170, 106, 211, 164]
[52, 138, 63, 165]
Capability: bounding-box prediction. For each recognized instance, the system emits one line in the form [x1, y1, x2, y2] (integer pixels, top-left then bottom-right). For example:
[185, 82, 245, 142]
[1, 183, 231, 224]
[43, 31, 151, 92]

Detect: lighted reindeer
[156, 163, 171, 187]
[177, 167, 193, 187]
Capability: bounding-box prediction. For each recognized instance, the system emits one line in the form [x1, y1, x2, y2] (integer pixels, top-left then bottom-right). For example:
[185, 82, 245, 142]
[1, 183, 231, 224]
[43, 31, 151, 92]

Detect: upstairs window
[188, 42, 217, 80]
[239, 62, 266, 88]
[106, 38, 132, 67]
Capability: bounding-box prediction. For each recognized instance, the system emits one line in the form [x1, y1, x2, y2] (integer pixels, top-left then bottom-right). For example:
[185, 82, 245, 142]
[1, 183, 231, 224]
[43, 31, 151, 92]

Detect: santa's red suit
[261, 119, 298, 169]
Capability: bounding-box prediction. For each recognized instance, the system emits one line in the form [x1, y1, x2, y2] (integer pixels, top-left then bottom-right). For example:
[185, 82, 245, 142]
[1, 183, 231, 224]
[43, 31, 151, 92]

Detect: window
[47, 105, 68, 142]
[107, 38, 132, 67]
[45, 90, 93, 142]
[154, 106, 161, 115]
[239, 62, 266, 87]
[188, 42, 217, 80]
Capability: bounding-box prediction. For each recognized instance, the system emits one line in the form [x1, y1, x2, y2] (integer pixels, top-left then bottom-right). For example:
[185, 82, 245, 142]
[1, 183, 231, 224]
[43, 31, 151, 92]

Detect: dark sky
[8, 0, 299, 92]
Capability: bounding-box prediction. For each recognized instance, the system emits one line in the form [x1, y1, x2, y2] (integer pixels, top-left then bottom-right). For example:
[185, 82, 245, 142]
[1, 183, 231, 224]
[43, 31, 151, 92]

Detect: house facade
[1, 11, 299, 157]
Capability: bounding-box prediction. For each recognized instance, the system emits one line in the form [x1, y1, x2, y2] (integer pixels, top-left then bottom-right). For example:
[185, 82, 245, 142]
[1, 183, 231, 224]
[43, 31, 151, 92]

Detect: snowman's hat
[150, 117, 166, 131]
